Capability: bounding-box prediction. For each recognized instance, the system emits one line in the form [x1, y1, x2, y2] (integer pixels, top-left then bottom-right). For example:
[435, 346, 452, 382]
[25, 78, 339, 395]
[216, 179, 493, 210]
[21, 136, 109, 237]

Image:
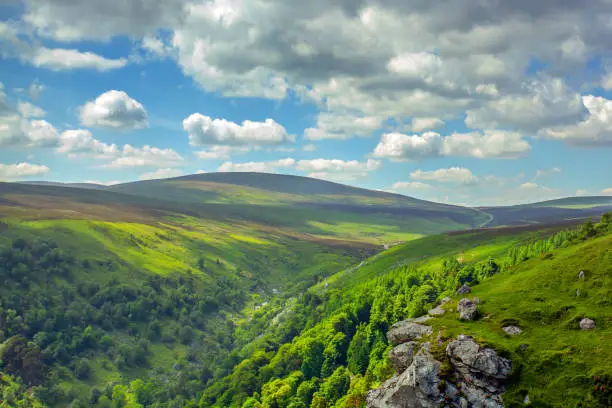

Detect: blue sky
[1, 0, 612, 205]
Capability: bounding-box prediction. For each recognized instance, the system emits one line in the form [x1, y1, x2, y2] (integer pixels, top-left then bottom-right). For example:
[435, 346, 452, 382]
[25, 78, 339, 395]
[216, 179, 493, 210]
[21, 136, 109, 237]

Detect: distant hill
[481, 196, 612, 226]
[18, 180, 107, 190]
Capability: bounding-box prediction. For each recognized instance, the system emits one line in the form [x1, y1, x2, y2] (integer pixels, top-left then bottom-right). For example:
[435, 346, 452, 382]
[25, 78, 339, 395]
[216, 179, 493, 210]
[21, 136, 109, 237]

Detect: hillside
[197, 217, 611, 408]
[482, 196, 612, 227]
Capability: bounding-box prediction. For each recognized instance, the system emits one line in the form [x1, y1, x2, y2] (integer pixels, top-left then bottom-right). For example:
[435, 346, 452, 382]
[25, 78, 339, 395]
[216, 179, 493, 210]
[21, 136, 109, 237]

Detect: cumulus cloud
[0, 84, 58, 148]
[139, 168, 184, 181]
[195, 146, 251, 160]
[28, 80, 44, 101]
[218, 158, 296, 173]
[532, 167, 561, 181]
[541, 95, 612, 146]
[296, 158, 381, 181]
[80, 90, 148, 130]
[184, 113, 293, 147]
[0, 22, 128, 71]
[17, 101, 46, 118]
[58, 129, 183, 168]
[304, 112, 383, 140]
[392, 181, 433, 191]
[372, 130, 530, 160]
[411, 117, 445, 132]
[602, 188, 612, 195]
[410, 167, 478, 185]
[465, 78, 587, 133]
[302, 144, 317, 152]
[0, 162, 49, 180]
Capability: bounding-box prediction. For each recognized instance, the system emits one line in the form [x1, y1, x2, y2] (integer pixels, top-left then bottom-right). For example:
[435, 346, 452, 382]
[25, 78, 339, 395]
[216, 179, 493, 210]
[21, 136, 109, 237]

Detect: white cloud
[575, 189, 589, 196]
[195, 169, 208, 174]
[392, 181, 433, 191]
[139, 168, 184, 181]
[80, 90, 148, 130]
[296, 158, 381, 181]
[304, 112, 383, 140]
[184, 113, 293, 147]
[31, 47, 127, 71]
[541, 95, 612, 146]
[602, 188, 612, 196]
[18, 101, 46, 118]
[85, 180, 122, 186]
[411, 117, 445, 132]
[465, 78, 586, 132]
[0, 162, 49, 180]
[372, 130, 530, 160]
[218, 158, 296, 173]
[410, 167, 478, 185]
[302, 144, 317, 152]
[0, 115, 59, 148]
[195, 146, 251, 160]
[58, 129, 183, 168]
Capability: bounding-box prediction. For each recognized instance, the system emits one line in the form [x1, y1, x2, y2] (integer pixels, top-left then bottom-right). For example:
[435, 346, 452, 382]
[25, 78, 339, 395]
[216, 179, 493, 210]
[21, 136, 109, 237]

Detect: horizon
[8, 171, 612, 208]
[2, 1, 612, 206]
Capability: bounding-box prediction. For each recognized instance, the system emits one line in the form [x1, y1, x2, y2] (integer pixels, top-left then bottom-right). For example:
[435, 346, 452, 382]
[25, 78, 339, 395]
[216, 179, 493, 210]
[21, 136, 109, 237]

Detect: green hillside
[197, 217, 611, 408]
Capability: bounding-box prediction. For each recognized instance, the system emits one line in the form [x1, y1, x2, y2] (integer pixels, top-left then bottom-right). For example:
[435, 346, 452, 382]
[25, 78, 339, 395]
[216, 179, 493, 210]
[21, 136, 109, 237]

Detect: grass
[426, 233, 612, 407]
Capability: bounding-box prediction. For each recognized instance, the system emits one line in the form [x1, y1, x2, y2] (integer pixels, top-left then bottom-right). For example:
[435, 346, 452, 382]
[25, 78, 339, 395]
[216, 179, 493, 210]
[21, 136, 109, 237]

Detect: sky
[1, 0, 612, 206]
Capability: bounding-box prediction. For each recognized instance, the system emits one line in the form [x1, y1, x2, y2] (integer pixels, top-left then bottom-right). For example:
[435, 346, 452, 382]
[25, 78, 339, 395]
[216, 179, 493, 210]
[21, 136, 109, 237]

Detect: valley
[0, 173, 610, 408]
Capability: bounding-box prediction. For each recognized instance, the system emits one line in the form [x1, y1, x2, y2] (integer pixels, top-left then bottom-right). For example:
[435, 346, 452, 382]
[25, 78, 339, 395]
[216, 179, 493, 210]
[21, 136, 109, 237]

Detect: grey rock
[502, 325, 522, 335]
[409, 315, 433, 324]
[428, 306, 445, 316]
[367, 344, 442, 408]
[579, 318, 596, 330]
[387, 321, 433, 345]
[389, 342, 419, 373]
[445, 335, 511, 408]
[578, 270, 585, 280]
[457, 298, 478, 321]
[456, 284, 471, 295]
[440, 297, 452, 305]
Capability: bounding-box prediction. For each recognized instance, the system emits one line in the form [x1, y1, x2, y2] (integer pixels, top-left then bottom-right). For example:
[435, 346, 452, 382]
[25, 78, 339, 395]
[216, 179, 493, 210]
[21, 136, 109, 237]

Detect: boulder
[578, 270, 585, 280]
[456, 284, 471, 295]
[440, 297, 452, 305]
[502, 325, 522, 336]
[367, 344, 443, 408]
[457, 298, 478, 321]
[579, 318, 596, 330]
[387, 321, 433, 345]
[389, 342, 418, 373]
[428, 306, 445, 316]
[446, 335, 512, 408]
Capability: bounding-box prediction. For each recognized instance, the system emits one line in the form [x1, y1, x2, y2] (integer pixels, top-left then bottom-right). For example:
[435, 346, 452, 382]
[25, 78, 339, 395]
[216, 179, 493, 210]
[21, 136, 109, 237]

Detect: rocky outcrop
[456, 284, 471, 295]
[387, 320, 433, 345]
[579, 318, 596, 330]
[389, 342, 419, 373]
[446, 335, 512, 408]
[367, 343, 443, 408]
[367, 329, 512, 408]
[458, 298, 479, 321]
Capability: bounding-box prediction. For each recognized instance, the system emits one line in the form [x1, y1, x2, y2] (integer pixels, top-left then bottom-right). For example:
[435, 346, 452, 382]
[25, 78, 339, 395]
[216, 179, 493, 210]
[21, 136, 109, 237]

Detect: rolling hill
[1, 173, 610, 407]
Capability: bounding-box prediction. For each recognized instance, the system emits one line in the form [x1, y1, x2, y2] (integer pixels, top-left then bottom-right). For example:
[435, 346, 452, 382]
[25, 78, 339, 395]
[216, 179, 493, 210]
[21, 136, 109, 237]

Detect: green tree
[347, 324, 369, 375]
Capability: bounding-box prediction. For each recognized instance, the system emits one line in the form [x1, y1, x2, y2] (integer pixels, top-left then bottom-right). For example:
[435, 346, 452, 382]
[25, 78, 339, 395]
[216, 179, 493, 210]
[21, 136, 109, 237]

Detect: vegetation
[0, 176, 609, 407]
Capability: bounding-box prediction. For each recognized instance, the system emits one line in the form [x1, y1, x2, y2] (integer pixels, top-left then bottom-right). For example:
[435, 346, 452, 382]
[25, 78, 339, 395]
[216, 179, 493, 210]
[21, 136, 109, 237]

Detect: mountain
[18, 180, 108, 190]
[482, 196, 612, 226]
[0, 174, 610, 407]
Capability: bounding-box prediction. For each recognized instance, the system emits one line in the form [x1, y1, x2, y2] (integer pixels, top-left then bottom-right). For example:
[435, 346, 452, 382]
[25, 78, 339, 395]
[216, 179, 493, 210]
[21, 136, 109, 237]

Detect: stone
[502, 325, 522, 335]
[387, 321, 433, 345]
[523, 394, 531, 405]
[457, 298, 478, 321]
[389, 342, 419, 373]
[367, 344, 443, 408]
[440, 297, 452, 305]
[428, 306, 445, 316]
[579, 318, 596, 330]
[456, 284, 471, 295]
[578, 270, 585, 280]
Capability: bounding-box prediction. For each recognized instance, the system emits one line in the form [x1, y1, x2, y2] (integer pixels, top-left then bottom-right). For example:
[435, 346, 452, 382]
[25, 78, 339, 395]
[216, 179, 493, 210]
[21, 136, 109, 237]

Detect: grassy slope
[428, 233, 612, 407]
[482, 196, 612, 226]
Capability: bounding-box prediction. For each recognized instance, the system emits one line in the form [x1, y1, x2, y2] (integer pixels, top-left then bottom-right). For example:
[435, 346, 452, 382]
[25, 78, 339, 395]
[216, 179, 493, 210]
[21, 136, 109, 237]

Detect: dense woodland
[0, 214, 610, 407]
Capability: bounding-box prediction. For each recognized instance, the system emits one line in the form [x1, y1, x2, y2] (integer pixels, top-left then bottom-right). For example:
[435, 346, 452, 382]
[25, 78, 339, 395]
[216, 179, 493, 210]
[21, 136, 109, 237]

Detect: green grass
[425, 234, 612, 407]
